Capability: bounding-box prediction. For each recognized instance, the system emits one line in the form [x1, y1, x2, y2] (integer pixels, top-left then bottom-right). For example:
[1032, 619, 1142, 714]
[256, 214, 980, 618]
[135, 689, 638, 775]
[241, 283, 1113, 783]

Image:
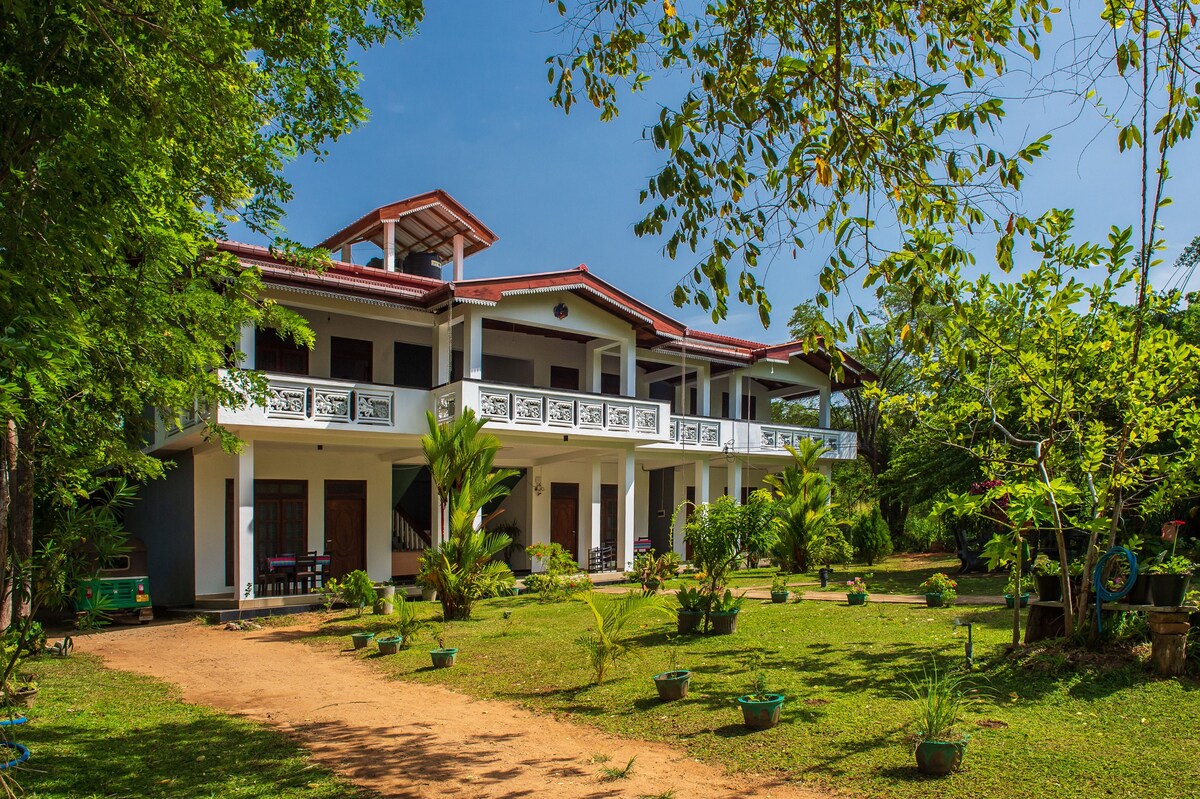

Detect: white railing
[263, 378, 394, 426]
[744, 423, 857, 460]
[436, 380, 672, 441]
[669, 416, 725, 448]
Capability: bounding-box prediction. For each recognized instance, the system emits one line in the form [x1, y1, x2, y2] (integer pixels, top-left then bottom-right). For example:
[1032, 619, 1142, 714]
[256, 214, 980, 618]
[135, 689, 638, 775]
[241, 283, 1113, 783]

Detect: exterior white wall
[192, 442, 392, 597]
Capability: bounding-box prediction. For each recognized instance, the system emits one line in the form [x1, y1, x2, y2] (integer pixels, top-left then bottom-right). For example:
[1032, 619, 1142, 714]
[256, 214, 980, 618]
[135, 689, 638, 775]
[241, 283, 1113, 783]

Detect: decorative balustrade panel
[262, 380, 394, 427]
[669, 417, 723, 448]
[757, 425, 852, 457]
[465, 383, 664, 438]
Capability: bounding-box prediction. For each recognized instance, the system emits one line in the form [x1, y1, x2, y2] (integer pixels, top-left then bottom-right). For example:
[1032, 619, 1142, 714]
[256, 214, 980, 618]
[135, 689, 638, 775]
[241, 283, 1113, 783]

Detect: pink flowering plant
[846, 576, 869, 596]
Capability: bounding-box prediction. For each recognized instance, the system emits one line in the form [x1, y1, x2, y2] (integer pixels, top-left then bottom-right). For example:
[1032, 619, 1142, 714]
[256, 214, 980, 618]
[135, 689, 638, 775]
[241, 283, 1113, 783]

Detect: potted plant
[1004, 572, 1032, 608]
[904, 661, 974, 775]
[736, 653, 784, 729]
[769, 574, 791, 604]
[1031, 553, 1062, 601]
[6, 678, 37, 709]
[373, 581, 396, 615]
[627, 550, 682, 595]
[845, 576, 869, 606]
[349, 631, 375, 650]
[708, 589, 744, 634]
[919, 573, 957, 608]
[1147, 556, 1194, 607]
[675, 586, 705, 634]
[416, 574, 437, 602]
[430, 627, 457, 668]
[376, 633, 403, 655]
[651, 638, 691, 701]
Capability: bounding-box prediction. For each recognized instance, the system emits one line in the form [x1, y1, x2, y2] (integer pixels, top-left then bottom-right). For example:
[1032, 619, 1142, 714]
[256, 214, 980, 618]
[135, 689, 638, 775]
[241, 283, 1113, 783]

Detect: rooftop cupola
[318, 190, 498, 281]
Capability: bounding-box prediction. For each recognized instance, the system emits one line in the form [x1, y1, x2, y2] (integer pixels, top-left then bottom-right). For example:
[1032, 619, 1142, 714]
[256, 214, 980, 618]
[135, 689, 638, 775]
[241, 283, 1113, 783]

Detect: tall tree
[0, 0, 425, 624]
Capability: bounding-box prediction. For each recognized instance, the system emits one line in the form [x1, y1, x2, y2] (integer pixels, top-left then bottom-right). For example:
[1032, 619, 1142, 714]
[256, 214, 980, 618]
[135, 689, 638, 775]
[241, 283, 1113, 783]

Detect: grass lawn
[303, 591, 1200, 799]
[662, 553, 1010, 596]
[10, 653, 372, 799]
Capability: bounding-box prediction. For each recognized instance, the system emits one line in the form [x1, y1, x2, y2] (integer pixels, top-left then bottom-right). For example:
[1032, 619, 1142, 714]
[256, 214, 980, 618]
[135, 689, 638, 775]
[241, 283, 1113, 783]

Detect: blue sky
[236, 3, 1200, 342]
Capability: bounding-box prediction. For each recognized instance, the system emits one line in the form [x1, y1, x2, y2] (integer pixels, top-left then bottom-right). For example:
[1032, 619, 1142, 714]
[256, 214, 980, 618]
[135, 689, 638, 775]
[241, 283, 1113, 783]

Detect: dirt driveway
[79, 621, 830, 799]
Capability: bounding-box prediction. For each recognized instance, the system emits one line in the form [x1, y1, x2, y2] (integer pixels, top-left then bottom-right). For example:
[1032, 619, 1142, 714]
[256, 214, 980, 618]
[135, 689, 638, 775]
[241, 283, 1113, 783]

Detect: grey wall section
[123, 452, 196, 607]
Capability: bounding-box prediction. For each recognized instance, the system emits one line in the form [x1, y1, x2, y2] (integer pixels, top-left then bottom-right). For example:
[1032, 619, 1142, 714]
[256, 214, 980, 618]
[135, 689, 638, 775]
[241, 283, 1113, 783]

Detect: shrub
[627, 550, 681, 593]
[524, 571, 592, 601]
[526, 543, 580, 577]
[324, 570, 376, 617]
[770, 574, 790, 593]
[808, 527, 855, 569]
[850, 506, 893, 565]
[919, 572, 958, 604]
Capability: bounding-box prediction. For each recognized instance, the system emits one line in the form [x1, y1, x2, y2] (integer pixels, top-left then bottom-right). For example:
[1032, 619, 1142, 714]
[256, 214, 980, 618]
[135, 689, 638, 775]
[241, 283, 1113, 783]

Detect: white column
[585, 341, 604, 393]
[234, 442, 255, 602]
[433, 318, 452, 386]
[464, 309, 483, 380]
[452, 233, 465, 281]
[384, 220, 396, 272]
[818, 386, 831, 428]
[695, 458, 710, 507]
[617, 448, 635, 571]
[697, 362, 711, 416]
[237, 323, 255, 370]
[730, 461, 743, 503]
[619, 340, 636, 397]
[340, 243, 352, 263]
[730, 372, 744, 420]
[671, 465, 687, 558]
[584, 459, 602, 569]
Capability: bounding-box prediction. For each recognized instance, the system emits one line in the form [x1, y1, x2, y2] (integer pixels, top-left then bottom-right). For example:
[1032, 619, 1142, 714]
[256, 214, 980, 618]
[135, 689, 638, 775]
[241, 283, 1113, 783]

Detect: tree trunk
[0, 420, 14, 630]
[9, 433, 34, 623]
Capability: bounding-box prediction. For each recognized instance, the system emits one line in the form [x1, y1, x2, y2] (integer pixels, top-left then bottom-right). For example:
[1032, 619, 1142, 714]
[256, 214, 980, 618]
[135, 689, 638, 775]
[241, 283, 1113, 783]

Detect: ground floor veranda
[133, 431, 829, 609]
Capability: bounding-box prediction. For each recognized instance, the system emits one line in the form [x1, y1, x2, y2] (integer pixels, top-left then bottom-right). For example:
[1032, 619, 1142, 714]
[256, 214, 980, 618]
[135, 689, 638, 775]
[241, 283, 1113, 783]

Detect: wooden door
[550, 483, 579, 559]
[600, 485, 618, 551]
[325, 481, 366, 579]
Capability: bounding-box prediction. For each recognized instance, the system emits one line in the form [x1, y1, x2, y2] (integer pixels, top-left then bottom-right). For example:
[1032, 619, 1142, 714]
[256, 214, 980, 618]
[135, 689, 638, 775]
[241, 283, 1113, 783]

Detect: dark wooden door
[600, 484, 618, 551]
[550, 483, 579, 559]
[325, 481, 366, 578]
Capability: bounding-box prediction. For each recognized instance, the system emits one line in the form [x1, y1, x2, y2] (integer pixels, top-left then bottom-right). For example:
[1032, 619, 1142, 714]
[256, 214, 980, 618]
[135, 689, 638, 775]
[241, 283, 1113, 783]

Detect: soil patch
[79, 620, 829, 799]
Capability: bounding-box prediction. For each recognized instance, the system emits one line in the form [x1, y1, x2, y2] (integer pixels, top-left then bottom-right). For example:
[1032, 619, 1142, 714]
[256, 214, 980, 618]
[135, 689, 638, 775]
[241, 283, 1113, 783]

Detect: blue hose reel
[0, 715, 29, 770]
[1093, 546, 1137, 633]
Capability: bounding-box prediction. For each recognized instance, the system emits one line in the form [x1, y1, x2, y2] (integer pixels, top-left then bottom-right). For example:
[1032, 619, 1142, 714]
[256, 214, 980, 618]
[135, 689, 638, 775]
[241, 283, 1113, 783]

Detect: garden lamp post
[953, 618, 974, 667]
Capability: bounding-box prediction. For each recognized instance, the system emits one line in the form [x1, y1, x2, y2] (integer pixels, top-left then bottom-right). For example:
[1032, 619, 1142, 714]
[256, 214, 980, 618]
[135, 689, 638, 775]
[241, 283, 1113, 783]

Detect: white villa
[129, 191, 869, 609]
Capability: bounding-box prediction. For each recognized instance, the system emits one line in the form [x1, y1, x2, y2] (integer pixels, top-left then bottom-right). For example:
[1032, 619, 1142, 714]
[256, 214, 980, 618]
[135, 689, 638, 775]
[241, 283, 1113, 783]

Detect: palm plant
[576, 590, 669, 684]
[419, 412, 519, 621]
[421, 409, 507, 540]
[764, 440, 835, 573]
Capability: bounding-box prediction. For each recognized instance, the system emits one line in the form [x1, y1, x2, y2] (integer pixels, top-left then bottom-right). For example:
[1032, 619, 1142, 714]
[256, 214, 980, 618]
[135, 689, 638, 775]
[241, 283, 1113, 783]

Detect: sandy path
[79, 621, 829, 799]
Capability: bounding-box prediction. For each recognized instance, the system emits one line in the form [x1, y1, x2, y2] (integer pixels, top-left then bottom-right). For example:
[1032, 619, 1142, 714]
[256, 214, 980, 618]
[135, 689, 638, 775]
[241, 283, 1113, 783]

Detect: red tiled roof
[317, 190, 499, 261]
[219, 242, 873, 386]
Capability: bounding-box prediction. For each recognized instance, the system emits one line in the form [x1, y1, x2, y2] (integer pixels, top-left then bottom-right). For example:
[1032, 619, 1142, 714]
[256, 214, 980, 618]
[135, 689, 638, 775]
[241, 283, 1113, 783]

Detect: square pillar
[384, 220, 396, 272]
[671, 465, 687, 558]
[729, 461, 743, 503]
[432, 318, 452, 386]
[340, 243, 352, 263]
[695, 458, 710, 507]
[697, 362, 711, 416]
[430, 481, 448, 546]
[583, 459, 602, 569]
[619, 340, 636, 398]
[238, 323, 255, 370]
[234, 442, 255, 601]
[585, 341, 604, 393]
[452, 233, 465, 281]
[818, 386, 831, 428]
[730, 372, 744, 420]
[617, 449, 636, 570]
[464, 309, 483, 381]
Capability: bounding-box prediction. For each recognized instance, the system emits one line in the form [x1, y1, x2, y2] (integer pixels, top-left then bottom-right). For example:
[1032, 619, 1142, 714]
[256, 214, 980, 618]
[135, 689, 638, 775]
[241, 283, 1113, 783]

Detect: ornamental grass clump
[903, 660, 978, 742]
